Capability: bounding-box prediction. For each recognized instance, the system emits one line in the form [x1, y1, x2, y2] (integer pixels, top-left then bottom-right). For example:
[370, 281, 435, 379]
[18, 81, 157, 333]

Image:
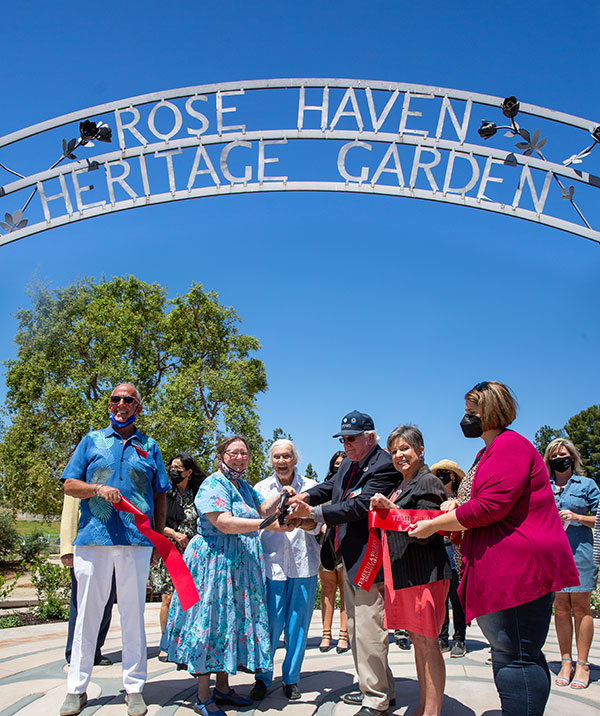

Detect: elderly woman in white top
[251, 439, 322, 702]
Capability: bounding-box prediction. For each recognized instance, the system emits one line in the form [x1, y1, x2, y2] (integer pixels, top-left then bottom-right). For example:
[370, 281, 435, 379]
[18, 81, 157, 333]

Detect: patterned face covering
[218, 458, 247, 482]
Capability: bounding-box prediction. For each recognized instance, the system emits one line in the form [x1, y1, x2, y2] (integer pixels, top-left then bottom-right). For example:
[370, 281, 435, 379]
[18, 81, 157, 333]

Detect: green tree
[304, 463, 319, 481]
[0, 276, 267, 516]
[564, 405, 600, 482]
[533, 424, 565, 458]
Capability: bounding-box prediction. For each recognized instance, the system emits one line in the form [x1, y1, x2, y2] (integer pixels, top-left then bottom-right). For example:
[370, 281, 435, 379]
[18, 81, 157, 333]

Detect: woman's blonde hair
[543, 437, 584, 477]
[464, 381, 518, 431]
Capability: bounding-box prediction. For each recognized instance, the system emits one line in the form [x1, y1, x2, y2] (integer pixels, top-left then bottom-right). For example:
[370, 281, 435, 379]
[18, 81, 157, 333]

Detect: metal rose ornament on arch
[0, 78, 599, 246]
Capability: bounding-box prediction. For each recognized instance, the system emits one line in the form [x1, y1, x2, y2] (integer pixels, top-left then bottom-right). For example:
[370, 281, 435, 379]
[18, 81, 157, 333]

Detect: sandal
[336, 629, 350, 654]
[554, 658, 573, 687]
[570, 660, 590, 689]
[319, 629, 332, 653]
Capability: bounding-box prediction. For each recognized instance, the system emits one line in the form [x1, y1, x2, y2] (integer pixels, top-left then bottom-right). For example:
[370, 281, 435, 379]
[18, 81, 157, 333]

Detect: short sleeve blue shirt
[60, 426, 171, 546]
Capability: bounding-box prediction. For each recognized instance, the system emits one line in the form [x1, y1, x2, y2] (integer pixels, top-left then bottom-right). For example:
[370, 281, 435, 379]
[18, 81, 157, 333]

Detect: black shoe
[213, 688, 253, 706]
[354, 708, 388, 716]
[394, 629, 411, 650]
[450, 640, 466, 658]
[250, 680, 267, 701]
[94, 654, 112, 666]
[283, 683, 301, 700]
[438, 638, 450, 653]
[342, 693, 395, 708]
[342, 692, 363, 706]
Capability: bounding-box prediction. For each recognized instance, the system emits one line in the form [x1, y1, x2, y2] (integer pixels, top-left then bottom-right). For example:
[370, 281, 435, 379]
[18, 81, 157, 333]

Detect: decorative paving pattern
[0, 604, 598, 715]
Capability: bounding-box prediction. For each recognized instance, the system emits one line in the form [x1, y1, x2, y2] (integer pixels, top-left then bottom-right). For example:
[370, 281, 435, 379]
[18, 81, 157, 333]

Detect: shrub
[19, 531, 47, 563]
[30, 556, 70, 621]
[0, 614, 21, 628]
[0, 570, 21, 601]
[0, 512, 19, 558]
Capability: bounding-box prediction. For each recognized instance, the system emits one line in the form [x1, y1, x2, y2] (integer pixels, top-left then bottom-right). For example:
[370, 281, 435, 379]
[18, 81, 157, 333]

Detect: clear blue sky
[0, 0, 598, 478]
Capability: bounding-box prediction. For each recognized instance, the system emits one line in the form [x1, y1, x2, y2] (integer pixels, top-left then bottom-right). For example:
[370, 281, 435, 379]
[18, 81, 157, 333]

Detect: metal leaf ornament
[504, 153, 518, 167]
[0, 209, 28, 232]
[561, 185, 575, 201]
[62, 138, 78, 160]
[515, 128, 547, 156]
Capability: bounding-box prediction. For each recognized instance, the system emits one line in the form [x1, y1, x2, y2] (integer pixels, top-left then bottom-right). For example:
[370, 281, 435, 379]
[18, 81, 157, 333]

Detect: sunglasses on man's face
[339, 434, 362, 444]
[110, 396, 137, 405]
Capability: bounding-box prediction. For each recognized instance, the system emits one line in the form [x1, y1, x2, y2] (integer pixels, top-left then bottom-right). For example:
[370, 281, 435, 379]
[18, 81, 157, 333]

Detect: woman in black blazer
[371, 425, 451, 716]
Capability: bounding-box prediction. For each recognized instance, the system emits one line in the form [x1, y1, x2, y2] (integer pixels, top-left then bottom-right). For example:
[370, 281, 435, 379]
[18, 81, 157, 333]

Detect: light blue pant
[258, 576, 318, 687]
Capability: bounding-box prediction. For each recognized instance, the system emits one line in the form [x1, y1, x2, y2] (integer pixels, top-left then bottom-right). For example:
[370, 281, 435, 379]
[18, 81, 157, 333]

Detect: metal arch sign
[1, 78, 599, 247]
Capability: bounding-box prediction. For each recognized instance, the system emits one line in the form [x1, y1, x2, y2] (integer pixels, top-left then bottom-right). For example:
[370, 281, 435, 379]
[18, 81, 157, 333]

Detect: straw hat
[430, 459, 465, 481]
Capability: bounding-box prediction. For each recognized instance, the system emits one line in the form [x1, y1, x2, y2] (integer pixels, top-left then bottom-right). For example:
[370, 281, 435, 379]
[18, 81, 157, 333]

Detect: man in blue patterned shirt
[59, 383, 171, 716]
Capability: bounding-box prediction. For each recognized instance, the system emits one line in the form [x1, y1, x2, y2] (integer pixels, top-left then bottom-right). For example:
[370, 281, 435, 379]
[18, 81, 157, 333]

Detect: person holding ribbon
[370, 425, 451, 716]
[59, 382, 171, 716]
[288, 410, 398, 716]
[152, 453, 205, 662]
[544, 437, 599, 689]
[160, 435, 295, 716]
[408, 381, 579, 716]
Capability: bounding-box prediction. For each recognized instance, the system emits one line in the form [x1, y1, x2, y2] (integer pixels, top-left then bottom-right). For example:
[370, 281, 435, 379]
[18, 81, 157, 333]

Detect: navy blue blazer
[305, 444, 399, 582]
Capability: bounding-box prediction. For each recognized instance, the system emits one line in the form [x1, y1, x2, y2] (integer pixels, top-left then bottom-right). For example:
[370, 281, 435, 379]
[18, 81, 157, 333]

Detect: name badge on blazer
[348, 488, 362, 499]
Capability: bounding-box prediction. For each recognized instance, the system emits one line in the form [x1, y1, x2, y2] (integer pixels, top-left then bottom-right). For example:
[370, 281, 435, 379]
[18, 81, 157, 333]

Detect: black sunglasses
[110, 396, 137, 404]
[339, 435, 360, 444]
[473, 381, 489, 391]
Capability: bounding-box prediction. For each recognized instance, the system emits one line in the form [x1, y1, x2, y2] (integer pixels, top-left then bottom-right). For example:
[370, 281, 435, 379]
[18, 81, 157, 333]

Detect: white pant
[68, 545, 152, 694]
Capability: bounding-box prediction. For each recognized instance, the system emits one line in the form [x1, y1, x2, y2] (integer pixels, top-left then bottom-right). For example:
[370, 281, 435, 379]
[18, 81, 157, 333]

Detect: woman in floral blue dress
[161, 435, 294, 716]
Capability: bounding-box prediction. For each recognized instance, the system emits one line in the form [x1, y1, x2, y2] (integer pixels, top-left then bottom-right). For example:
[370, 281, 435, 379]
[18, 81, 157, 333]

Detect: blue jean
[258, 576, 317, 687]
[65, 567, 117, 663]
[477, 592, 554, 716]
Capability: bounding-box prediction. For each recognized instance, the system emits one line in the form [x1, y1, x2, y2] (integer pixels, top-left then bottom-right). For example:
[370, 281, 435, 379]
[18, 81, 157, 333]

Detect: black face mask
[169, 468, 185, 485]
[460, 413, 483, 438]
[549, 455, 573, 473]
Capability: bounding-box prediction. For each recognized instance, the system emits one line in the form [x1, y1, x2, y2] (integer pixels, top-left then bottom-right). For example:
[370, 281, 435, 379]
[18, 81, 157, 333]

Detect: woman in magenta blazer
[409, 381, 578, 716]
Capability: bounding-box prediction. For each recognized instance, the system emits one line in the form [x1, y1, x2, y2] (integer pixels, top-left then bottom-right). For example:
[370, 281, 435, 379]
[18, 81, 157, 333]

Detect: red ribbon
[353, 508, 451, 591]
[114, 496, 200, 611]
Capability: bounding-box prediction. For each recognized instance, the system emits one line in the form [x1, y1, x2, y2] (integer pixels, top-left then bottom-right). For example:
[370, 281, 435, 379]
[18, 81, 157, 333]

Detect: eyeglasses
[339, 434, 361, 444]
[225, 450, 249, 459]
[473, 381, 489, 391]
[110, 396, 137, 404]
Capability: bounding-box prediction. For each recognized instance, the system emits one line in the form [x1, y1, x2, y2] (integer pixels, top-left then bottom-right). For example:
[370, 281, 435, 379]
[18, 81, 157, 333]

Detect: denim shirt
[60, 426, 171, 546]
[551, 474, 600, 555]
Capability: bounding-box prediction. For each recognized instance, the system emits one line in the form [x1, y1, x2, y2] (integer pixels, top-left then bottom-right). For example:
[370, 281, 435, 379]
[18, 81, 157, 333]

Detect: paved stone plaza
[0, 603, 597, 716]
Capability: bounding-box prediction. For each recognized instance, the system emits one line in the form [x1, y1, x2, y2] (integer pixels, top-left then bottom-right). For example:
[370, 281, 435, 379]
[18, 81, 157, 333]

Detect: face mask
[549, 455, 573, 473]
[169, 468, 185, 485]
[219, 459, 247, 481]
[460, 413, 483, 438]
[109, 412, 137, 429]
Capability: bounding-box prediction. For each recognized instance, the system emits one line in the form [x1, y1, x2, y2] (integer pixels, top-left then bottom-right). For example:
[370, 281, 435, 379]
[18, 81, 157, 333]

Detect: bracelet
[95, 484, 101, 496]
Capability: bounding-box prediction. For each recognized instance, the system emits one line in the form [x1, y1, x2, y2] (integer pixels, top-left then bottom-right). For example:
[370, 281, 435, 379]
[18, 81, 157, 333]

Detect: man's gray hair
[268, 438, 299, 464]
[364, 429, 381, 443]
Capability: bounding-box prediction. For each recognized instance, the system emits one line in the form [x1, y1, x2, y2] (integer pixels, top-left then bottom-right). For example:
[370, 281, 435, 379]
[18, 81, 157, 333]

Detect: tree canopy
[0, 276, 267, 516]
